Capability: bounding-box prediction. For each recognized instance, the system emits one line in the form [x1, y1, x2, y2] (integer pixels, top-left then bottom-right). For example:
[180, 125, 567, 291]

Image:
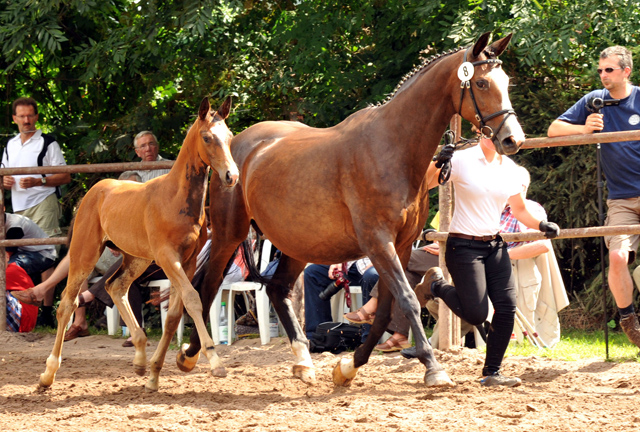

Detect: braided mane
[376, 47, 463, 106]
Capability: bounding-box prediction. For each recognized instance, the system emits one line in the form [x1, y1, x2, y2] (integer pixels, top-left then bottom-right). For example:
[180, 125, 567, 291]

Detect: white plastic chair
[330, 286, 363, 323]
[210, 239, 274, 345]
[86, 276, 121, 336]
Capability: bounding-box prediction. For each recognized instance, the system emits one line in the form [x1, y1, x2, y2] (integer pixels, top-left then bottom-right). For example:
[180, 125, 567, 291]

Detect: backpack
[309, 321, 362, 354]
[3, 133, 62, 198]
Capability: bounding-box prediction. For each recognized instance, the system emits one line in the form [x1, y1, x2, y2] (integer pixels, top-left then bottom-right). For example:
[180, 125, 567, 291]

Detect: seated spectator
[345, 244, 440, 352]
[304, 258, 377, 340]
[17, 247, 121, 340]
[499, 166, 569, 348]
[5, 212, 57, 283]
[5, 252, 38, 332]
[5, 211, 57, 327]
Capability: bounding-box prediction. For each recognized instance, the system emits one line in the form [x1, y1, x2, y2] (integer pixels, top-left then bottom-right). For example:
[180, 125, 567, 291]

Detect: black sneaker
[37, 306, 55, 328]
[480, 373, 522, 387]
[400, 346, 417, 359]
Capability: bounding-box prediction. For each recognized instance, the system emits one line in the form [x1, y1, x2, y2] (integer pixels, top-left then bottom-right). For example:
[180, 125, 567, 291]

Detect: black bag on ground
[309, 321, 362, 354]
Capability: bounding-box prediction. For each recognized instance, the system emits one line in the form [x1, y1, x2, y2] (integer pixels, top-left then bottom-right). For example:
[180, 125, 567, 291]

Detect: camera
[318, 267, 349, 301]
[587, 97, 620, 113]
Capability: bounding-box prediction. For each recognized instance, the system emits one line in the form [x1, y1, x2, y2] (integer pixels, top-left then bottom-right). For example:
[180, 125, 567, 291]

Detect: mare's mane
[380, 44, 500, 106]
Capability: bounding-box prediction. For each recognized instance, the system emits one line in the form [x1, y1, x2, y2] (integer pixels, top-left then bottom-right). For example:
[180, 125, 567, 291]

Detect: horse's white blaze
[491, 67, 525, 144]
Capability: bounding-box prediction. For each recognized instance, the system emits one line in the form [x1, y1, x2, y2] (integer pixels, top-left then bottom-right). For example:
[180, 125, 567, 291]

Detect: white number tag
[457, 62, 474, 81]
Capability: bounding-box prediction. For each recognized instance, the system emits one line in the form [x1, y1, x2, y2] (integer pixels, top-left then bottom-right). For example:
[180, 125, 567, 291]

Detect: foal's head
[457, 33, 525, 155]
[197, 96, 239, 187]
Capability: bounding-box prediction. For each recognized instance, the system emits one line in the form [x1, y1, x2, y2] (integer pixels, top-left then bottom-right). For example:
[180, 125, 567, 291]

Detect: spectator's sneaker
[414, 267, 444, 306]
[480, 373, 522, 387]
[619, 314, 640, 348]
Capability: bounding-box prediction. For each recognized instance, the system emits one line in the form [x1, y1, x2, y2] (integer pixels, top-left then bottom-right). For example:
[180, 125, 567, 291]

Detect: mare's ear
[199, 97, 211, 121]
[472, 32, 492, 57]
[217, 96, 232, 120]
[487, 33, 512, 57]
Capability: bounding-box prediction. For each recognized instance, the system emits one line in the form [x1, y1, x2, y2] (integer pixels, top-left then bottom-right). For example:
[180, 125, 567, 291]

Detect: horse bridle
[457, 48, 517, 140]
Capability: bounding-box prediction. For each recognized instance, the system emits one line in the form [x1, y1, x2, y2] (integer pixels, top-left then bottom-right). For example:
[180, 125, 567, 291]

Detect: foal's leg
[147, 285, 186, 391]
[106, 256, 152, 376]
[148, 251, 200, 391]
[266, 255, 316, 384]
[40, 226, 103, 388]
[178, 242, 241, 372]
[156, 252, 226, 383]
[39, 268, 98, 387]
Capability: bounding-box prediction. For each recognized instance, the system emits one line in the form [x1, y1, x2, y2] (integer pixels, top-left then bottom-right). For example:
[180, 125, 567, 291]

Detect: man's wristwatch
[41, 176, 47, 185]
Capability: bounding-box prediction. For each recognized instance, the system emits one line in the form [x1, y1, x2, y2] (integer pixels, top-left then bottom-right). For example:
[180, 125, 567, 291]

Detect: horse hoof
[144, 382, 159, 393]
[424, 370, 455, 387]
[39, 374, 53, 388]
[212, 367, 227, 378]
[292, 364, 317, 385]
[176, 346, 200, 373]
[332, 360, 356, 387]
[134, 364, 146, 376]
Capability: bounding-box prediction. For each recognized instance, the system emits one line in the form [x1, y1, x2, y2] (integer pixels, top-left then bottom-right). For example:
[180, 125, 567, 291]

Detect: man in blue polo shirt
[548, 45, 640, 348]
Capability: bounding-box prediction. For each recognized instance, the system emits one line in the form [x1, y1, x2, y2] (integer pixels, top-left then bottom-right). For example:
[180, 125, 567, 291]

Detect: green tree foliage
[2, 0, 640, 317]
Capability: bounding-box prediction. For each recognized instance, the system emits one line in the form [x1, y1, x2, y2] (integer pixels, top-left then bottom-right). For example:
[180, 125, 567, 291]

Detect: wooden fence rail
[1, 130, 637, 333]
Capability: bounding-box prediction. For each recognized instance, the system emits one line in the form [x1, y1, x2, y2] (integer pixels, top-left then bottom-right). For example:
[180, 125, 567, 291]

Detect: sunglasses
[597, 67, 623, 75]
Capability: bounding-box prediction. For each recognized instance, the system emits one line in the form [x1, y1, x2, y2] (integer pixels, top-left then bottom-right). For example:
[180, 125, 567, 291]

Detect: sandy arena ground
[1, 331, 640, 431]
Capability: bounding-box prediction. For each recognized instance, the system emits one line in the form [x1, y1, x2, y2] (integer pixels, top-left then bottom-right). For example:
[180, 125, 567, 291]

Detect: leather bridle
[457, 48, 517, 140]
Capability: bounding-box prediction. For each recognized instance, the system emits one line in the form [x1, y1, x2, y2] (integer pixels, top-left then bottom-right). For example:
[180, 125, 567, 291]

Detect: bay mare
[180, 33, 525, 387]
[39, 97, 239, 392]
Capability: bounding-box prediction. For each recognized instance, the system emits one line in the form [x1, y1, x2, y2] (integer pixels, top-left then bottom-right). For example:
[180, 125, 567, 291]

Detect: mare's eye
[476, 79, 489, 90]
[203, 135, 212, 143]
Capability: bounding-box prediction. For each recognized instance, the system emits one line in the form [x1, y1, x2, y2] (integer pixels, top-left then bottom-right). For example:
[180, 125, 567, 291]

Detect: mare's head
[457, 32, 525, 155]
[196, 96, 239, 187]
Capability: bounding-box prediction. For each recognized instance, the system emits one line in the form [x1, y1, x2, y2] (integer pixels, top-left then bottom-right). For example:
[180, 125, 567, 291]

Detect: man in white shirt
[3, 97, 71, 326]
[2, 97, 71, 238]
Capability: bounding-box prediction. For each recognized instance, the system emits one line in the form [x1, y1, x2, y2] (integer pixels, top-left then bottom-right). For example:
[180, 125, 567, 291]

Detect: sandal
[344, 307, 375, 325]
[10, 288, 43, 307]
[64, 324, 90, 341]
[375, 335, 411, 353]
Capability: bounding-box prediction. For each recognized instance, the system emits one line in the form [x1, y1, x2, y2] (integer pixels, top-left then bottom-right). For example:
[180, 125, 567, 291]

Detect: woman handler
[417, 134, 560, 387]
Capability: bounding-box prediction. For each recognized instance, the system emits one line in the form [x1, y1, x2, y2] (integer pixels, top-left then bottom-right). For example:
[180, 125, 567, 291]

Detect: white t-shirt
[2, 130, 67, 212]
[448, 144, 522, 236]
[135, 155, 171, 183]
[5, 213, 57, 261]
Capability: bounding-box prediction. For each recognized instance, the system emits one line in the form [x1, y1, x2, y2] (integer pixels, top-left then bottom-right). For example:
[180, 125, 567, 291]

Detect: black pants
[433, 236, 516, 376]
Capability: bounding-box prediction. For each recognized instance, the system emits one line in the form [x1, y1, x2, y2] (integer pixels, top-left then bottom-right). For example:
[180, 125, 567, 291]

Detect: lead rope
[432, 130, 478, 185]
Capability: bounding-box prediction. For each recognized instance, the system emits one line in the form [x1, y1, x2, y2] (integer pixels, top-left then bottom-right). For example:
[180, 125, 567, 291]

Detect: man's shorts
[605, 197, 640, 262]
[16, 193, 62, 237]
[9, 251, 55, 278]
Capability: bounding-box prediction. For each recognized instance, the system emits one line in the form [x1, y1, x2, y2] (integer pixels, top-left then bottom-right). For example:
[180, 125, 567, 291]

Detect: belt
[449, 232, 498, 242]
